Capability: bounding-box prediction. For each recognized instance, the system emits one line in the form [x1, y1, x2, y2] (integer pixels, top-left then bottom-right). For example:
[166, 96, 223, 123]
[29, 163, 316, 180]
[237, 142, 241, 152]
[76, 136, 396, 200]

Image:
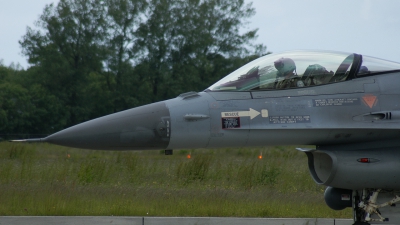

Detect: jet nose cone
[45, 102, 170, 150]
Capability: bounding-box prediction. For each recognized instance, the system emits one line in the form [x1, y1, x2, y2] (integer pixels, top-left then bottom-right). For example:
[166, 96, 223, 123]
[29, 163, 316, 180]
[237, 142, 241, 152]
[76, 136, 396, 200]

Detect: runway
[0, 216, 355, 225]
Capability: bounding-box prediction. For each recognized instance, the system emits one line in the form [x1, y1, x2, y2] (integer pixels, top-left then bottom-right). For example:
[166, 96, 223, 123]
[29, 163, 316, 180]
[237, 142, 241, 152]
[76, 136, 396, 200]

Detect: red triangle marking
[362, 95, 377, 108]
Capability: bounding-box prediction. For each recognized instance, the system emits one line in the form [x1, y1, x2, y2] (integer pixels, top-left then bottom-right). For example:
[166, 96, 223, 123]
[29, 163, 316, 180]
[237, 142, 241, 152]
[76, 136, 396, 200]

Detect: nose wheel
[353, 189, 400, 224]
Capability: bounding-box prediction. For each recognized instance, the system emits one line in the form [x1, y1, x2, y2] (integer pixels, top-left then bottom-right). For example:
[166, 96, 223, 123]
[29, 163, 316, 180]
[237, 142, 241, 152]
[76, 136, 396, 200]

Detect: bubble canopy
[206, 50, 400, 92]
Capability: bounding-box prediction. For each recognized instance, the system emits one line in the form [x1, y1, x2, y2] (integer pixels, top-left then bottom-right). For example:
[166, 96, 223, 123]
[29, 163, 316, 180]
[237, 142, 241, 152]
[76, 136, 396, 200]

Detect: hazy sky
[1, 0, 400, 69]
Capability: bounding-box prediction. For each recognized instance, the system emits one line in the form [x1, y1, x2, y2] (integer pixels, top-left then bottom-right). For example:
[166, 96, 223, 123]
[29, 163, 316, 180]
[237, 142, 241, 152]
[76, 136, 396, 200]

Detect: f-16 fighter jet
[14, 50, 400, 224]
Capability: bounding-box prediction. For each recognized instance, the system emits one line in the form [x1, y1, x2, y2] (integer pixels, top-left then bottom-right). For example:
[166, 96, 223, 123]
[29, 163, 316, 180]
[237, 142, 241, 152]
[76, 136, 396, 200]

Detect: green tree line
[0, 0, 266, 137]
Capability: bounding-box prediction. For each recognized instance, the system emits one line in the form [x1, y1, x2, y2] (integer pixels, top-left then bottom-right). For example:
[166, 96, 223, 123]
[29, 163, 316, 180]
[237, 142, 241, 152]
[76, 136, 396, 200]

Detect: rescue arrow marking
[221, 108, 261, 120]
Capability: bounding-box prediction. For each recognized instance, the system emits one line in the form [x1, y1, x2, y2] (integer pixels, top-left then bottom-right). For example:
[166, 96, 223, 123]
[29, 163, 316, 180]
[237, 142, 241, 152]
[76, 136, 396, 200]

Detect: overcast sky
[1, 0, 400, 69]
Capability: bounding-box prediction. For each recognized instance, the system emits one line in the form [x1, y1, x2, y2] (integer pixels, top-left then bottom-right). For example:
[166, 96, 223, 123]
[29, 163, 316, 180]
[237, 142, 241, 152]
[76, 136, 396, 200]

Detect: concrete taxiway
[0, 217, 357, 225]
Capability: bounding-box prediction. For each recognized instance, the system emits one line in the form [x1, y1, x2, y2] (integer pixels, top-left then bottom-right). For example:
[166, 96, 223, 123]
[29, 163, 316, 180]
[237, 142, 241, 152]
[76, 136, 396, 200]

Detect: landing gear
[353, 189, 400, 224]
[353, 191, 365, 224]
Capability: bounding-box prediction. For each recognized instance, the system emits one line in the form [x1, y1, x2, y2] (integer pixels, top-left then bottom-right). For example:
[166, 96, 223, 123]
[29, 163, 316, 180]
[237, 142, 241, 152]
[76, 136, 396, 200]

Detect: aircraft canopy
[207, 50, 400, 91]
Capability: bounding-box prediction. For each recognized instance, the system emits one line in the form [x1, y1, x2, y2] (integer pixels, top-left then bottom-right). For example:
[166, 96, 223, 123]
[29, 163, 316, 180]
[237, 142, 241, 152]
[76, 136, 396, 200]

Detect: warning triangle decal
[362, 95, 377, 108]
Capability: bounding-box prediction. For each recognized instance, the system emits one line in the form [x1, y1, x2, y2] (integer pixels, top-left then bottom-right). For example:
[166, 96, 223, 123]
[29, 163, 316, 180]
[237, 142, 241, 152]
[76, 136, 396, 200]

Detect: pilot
[358, 66, 369, 76]
[274, 58, 304, 89]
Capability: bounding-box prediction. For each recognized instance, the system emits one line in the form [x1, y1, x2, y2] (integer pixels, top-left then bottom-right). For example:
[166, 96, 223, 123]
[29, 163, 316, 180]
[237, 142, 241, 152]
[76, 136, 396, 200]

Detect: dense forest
[0, 0, 266, 138]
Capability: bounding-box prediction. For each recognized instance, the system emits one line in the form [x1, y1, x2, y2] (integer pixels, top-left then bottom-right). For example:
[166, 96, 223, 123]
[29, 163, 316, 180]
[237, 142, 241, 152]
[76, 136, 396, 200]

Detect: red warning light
[358, 158, 369, 163]
[357, 158, 380, 163]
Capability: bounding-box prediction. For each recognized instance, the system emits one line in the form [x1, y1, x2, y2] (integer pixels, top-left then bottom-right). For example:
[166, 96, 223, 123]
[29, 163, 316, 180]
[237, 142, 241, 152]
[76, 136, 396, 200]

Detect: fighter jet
[14, 50, 400, 224]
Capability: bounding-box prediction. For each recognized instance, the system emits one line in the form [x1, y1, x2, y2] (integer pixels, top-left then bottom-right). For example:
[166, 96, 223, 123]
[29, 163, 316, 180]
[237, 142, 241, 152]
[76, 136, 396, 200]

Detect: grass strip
[0, 142, 351, 218]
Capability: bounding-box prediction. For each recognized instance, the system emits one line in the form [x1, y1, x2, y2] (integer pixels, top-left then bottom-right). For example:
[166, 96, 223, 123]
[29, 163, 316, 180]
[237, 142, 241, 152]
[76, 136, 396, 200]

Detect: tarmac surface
[0, 217, 357, 225]
[1, 216, 398, 224]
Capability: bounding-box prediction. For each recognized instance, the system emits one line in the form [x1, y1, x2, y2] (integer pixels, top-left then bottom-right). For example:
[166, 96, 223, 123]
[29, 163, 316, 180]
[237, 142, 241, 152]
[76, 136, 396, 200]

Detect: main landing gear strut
[353, 189, 400, 224]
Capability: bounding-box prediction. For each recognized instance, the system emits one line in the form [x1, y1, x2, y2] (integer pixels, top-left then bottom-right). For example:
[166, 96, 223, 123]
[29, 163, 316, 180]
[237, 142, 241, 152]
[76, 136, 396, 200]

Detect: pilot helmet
[274, 58, 296, 76]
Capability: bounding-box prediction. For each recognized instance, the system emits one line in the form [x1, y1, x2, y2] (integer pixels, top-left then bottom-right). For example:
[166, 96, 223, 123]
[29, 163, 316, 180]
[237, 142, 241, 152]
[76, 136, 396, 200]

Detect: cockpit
[207, 50, 400, 92]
